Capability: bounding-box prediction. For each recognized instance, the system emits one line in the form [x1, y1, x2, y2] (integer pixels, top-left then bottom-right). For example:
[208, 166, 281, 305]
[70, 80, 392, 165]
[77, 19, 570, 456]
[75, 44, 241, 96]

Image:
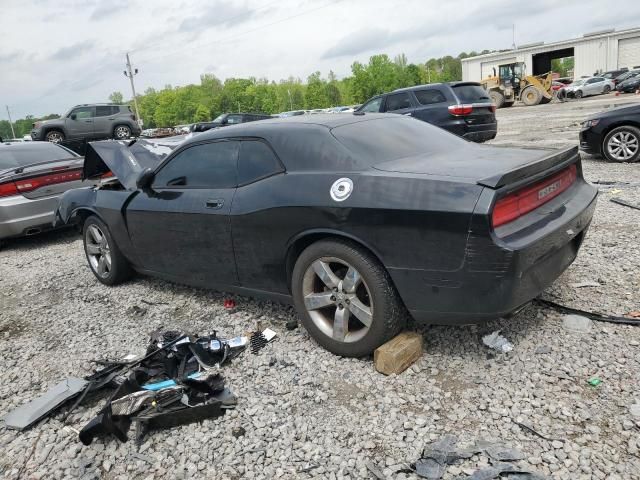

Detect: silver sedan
[570, 76, 615, 98]
[0, 141, 92, 246]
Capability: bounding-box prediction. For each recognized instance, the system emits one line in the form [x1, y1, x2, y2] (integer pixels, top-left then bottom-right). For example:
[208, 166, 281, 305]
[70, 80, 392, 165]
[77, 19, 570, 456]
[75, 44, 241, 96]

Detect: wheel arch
[600, 121, 640, 154]
[70, 207, 104, 227]
[43, 126, 65, 138]
[284, 229, 388, 292]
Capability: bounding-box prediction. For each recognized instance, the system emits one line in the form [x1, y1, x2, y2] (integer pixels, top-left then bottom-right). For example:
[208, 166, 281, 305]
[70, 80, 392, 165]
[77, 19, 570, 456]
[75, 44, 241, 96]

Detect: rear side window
[154, 141, 238, 188]
[414, 89, 447, 105]
[238, 140, 283, 185]
[0, 144, 76, 170]
[384, 92, 412, 111]
[96, 106, 118, 116]
[452, 84, 490, 103]
[226, 114, 243, 124]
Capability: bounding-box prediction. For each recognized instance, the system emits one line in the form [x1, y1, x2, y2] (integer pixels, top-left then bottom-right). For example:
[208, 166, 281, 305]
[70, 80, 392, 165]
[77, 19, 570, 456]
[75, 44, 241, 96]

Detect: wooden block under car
[374, 332, 423, 375]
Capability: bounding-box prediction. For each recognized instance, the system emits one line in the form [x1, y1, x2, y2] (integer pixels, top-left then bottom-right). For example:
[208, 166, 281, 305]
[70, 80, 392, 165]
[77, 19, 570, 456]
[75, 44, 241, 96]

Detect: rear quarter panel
[230, 170, 483, 294]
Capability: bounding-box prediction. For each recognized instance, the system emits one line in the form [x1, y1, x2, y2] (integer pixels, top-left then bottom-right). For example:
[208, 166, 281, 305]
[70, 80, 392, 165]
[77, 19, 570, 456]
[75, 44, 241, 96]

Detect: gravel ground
[1, 94, 640, 480]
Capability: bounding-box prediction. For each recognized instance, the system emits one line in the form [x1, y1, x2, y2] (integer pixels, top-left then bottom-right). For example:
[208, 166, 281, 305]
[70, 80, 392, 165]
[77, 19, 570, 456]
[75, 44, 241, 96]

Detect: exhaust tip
[25, 228, 42, 236]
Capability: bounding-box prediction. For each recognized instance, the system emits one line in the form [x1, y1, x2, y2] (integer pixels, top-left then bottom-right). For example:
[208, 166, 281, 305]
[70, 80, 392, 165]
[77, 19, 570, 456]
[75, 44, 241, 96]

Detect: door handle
[205, 198, 224, 209]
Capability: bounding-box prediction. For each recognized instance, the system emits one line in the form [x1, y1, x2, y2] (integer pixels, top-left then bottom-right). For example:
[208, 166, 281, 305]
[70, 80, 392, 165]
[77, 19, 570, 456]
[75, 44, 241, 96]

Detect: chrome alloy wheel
[114, 126, 131, 139]
[301, 257, 373, 343]
[607, 131, 639, 161]
[46, 131, 63, 143]
[85, 224, 112, 279]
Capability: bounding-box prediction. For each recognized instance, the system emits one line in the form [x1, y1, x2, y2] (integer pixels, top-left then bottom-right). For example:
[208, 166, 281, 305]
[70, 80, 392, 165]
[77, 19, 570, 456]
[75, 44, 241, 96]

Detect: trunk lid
[373, 144, 579, 188]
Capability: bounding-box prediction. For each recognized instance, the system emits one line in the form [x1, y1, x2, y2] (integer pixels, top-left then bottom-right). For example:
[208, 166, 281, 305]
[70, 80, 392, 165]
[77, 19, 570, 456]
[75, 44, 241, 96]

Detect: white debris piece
[482, 331, 514, 353]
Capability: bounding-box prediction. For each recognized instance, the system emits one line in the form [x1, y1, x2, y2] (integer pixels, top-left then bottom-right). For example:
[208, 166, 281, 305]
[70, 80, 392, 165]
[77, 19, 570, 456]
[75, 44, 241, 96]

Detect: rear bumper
[0, 194, 59, 240]
[390, 180, 598, 325]
[445, 121, 497, 143]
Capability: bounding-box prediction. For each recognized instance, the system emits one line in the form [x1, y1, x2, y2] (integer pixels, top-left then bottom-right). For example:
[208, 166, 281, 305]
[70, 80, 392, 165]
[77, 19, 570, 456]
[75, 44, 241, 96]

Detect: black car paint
[56, 114, 596, 324]
[615, 76, 640, 93]
[579, 103, 640, 155]
[355, 83, 497, 142]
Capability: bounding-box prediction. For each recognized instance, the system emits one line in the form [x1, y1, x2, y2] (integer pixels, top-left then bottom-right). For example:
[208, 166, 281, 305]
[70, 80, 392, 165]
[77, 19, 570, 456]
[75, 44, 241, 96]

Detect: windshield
[571, 80, 584, 86]
[0, 143, 76, 171]
[452, 84, 490, 102]
[211, 114, 225, 123]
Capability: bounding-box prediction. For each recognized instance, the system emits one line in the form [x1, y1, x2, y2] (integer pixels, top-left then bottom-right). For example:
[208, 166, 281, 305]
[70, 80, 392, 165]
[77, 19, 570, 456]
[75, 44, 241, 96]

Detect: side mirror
[136, 168, 155, 190]
[70, 113, 77, 120]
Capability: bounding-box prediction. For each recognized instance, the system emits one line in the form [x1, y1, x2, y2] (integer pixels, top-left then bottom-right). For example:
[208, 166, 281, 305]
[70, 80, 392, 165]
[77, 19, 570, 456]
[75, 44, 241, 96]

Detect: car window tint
[96, 106, 113, 117]
[452, 84, 490, 102]
[154, 141, 238, 188]
[238, 140, 283, 185]
[414, 89, 446, 105]
[360, 98, 382, 113]
[226, 115, 243, 124]
[384, 93, 411, 111]
[70, 107, 93, 119]
[112, 106, 121, 115]
[333, 117, 466, 164]
[0, 144, 76, 170]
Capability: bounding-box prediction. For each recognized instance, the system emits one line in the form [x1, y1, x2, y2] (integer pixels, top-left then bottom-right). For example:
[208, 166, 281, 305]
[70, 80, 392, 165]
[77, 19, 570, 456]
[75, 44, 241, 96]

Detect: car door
[65, 106, 94, 139]
[93, 106, 118, 139]
[409, 88, 449, 125]
[381, 92, 414, 115]
[124, 140, 239, 287]
[585, 78, 603, 96]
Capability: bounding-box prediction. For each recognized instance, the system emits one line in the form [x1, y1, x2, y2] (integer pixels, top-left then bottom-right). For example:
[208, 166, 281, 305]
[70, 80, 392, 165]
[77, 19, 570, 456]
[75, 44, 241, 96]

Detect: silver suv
[31, 104, 141, 143]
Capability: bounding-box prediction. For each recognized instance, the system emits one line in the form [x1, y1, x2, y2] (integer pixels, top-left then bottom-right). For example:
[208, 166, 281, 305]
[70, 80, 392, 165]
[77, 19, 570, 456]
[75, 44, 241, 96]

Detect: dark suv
[191, 113, 272, 133]
[356, 82, 497, 142]
[31, 104, 141, 143]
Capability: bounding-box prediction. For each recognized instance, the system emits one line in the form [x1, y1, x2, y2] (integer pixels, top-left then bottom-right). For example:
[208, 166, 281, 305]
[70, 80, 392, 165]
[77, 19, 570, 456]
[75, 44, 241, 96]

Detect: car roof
[392, 81, 481, 93]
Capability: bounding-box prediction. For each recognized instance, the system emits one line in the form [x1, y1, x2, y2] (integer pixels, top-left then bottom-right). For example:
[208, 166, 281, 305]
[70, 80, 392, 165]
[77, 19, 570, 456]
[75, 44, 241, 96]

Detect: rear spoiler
[477, 146, 579, 189]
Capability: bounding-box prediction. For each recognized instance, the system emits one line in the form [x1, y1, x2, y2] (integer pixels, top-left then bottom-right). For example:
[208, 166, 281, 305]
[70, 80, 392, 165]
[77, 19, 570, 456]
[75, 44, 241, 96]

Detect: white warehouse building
[461, 27, 640, 82]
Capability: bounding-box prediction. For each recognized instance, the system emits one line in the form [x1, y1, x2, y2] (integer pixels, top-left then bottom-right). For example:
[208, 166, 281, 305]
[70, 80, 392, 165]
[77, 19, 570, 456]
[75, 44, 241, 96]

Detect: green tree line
[2, 50, 494, 136]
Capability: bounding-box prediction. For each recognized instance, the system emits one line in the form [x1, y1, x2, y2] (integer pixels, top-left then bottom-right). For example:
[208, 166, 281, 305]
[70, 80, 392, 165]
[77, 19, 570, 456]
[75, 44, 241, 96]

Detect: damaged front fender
[53, 187, 99, 227]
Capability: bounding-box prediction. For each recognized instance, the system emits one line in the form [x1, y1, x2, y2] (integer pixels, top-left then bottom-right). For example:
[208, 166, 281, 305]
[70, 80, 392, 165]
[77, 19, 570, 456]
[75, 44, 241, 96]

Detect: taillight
[3, 169, 83, 197]
[448, 104, 473, 116]
[492, 164, 578, 228]
[0, 181, 19, 198]
[489, 104, 496, 113]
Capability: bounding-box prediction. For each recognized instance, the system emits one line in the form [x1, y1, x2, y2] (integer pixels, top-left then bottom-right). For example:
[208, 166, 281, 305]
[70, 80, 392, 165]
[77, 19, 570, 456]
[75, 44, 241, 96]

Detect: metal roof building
[461, 27, 640, 82]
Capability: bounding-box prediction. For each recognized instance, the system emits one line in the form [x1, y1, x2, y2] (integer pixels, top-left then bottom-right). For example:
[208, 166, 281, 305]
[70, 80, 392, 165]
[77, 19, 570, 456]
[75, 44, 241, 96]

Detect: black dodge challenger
[55, 114, 597, 357]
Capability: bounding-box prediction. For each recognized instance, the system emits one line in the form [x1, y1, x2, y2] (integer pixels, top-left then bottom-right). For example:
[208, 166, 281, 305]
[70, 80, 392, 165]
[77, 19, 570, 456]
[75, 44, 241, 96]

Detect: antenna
[512, 24, 517, 50]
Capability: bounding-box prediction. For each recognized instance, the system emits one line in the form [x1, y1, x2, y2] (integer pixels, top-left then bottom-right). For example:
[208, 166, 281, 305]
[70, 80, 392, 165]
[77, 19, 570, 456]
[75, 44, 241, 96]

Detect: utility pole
[512, 24, 517, 50]
[5, 106, 16, 138]
[124, 53, 142, 126]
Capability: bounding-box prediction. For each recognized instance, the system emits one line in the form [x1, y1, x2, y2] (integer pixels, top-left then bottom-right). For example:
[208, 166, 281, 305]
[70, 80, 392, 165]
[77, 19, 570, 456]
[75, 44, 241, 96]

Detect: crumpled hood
[83, 135, 189, 190]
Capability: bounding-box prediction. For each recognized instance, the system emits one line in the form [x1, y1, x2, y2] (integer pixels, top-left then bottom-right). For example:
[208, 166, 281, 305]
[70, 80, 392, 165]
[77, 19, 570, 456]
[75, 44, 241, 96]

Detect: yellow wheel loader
[481, 62, 553, 108]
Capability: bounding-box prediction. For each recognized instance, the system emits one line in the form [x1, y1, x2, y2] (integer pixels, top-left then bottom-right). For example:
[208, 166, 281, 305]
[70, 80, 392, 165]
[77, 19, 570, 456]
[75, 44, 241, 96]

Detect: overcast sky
[1, 0, 639, 119]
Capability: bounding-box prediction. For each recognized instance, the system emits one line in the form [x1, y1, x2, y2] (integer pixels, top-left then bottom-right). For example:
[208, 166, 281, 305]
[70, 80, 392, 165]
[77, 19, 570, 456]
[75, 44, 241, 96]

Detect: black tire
[291, 238, 406, 357]
[45, 130, 65, 143]
[603, 85, 611, 94]
[521, 86, 542, 106]
[489, 91, 505, 109]
[602, 125, 640, 163]
[575, 90, 583, 99]
[82, 215, 132, 285]
[113, 125, 132, 140]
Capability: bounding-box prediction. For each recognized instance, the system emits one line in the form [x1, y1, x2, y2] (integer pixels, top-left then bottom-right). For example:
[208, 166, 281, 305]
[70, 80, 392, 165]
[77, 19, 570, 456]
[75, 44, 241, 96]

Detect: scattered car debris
[561, 314, 593, 333]
[482, 331, 514, 353]
[587, 377, 602, 387]
[250, 328, 277, 354]
[365, 460, 385, 479]
[408, 435, 546, 479]
[610, 197, 640, 211]
[536, 298, 640, 325]
[3, 377, 88, 430]
[513, 421, 566, 442]
[223, 299, 236, 309]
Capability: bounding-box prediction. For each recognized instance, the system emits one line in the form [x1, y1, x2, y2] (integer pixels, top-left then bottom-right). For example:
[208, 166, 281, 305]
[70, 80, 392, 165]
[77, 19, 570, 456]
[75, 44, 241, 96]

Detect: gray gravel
[1, 94, 640, 479]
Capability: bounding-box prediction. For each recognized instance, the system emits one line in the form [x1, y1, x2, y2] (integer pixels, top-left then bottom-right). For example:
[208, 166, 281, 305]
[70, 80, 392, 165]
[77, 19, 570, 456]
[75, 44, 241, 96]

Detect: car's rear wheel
[603, 126, 640, 163]
[45, 130, 65, 143]
[83, 216, 132, 285]
[291, 239, 406, 357]
[113, 125, 132, 140]
[603, 85, 612, 94]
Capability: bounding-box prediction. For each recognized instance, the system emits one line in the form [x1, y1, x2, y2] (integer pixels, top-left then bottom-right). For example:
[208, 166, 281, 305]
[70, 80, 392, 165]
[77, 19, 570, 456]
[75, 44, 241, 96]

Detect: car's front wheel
[45, 130, 65, 143]
[603, 125, 640, 163]
[292, 239, 406, 357]
[113, 125, 132, 140]
[575, 90, 584, 99]
[83, 216, 132, 285]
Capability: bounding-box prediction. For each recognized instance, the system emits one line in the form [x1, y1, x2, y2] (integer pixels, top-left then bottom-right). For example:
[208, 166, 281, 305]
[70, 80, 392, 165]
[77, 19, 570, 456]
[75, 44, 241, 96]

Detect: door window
[226, 114, 243, 124]
[153, 141, 239, 188]
[360, 97, 383, 113]
[238, 140, 283, 185]
[69, 107, 93, 119]
[414, 89, 447, 105]
[383, 93, 412, 111]
[96, 106, 118, 117]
